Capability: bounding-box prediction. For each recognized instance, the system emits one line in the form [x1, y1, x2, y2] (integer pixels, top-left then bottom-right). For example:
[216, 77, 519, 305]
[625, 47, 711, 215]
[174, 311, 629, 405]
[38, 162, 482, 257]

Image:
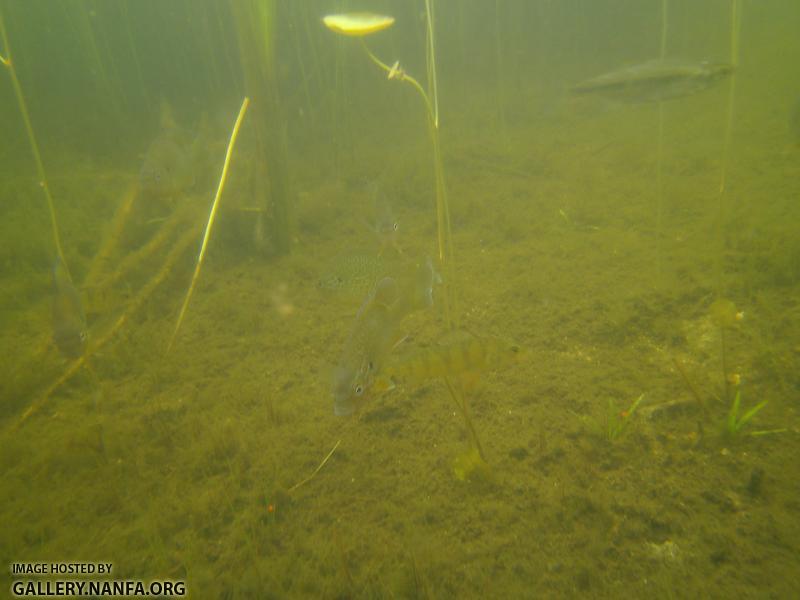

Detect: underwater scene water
[1, 1, 799, 597]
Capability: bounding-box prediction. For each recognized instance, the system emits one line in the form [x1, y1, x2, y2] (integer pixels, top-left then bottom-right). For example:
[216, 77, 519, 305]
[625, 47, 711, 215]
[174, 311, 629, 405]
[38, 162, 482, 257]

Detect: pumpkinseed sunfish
[332, 258, 439, 416]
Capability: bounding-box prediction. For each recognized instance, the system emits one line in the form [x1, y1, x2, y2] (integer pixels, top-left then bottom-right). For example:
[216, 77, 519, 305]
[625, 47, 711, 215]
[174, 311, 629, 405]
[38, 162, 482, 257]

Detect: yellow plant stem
[424, 0, 439, 128]
[168, 97, 250, 351]
[430, 119, 456, 328]
[720, 324, 730, 404]
[288, 439, 342, 493]
[359, 38, 455, 327]
[0, 9, 67, 269]
[672, 357, 707, 414]
[359, 39, 435, 120]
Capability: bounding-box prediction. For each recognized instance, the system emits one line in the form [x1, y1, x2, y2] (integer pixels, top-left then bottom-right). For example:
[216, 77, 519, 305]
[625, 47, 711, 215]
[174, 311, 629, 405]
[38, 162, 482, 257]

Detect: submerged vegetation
[605, 394, 645, 443]
[1, 1, 798, 598]
[578, 393, 644, 445]
[723, 389, 785, 440]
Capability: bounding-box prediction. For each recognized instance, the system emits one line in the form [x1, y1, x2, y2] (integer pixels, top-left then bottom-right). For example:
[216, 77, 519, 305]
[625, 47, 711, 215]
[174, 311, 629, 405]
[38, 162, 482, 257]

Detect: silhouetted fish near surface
[332, 258, 439, 416]
[571, 59, 733, 103]
[52, 258, 87, 359]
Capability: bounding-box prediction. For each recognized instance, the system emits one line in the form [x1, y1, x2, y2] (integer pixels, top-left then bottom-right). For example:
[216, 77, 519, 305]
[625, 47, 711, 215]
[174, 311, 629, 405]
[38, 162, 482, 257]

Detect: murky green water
[2, 1, 799, 597]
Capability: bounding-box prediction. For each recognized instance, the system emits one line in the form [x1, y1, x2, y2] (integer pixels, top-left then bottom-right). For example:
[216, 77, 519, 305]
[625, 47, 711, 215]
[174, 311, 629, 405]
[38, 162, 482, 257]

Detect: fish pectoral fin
[372, 375, 396, 395]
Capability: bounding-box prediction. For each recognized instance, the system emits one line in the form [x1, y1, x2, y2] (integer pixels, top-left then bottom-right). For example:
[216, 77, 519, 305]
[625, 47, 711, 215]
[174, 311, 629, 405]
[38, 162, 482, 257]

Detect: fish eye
[393, 222, 399, 231]
[354, 384, 364, 396]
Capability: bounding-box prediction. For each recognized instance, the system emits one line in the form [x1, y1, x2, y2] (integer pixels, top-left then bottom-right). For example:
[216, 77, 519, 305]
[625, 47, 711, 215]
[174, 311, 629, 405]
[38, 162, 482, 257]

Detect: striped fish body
[379, 337, 523, 390]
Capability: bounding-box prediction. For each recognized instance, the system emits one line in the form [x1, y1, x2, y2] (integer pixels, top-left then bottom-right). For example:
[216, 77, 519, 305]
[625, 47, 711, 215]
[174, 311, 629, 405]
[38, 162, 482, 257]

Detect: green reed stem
[359, 37, 456, 328]
[715, 0, 741, 297]
[655, 0, 668, 284]
[0, 9, 67, 269]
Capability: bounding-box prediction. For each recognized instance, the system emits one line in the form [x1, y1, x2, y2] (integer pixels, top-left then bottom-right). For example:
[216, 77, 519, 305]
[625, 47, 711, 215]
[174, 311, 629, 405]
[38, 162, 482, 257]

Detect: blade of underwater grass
[167, 97, 249, 352]
[736, 399, 768, 431]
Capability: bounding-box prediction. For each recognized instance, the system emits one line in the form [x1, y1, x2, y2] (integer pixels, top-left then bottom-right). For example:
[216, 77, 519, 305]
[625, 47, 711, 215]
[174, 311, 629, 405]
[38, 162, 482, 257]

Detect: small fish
[332, 258, 439, 416]
[368, 181, 401, 255]
[52, 258, 87, 359]
[139, 101, 200, 199]
[571, 59, 733, 103]
[317, 254, 387, 296]
[372, 336, 524, 394]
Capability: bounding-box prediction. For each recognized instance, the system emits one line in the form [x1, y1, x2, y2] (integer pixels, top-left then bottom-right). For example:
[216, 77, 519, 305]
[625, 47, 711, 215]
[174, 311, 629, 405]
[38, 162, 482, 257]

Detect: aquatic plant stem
[493, 0, 508, 144]
[713, 1, 741, 404]
[718, 0, 741, 198]
[715, 0, 741, 296]
[424, 0, 439, 128]
[672, 357, 707, 414]
[350, 17, 473, 455]
[655, 0, 668, 283]
[0, 9, 67, 268]
[720, 324, 730, 404]
[422, 2, 458, 329]
[359, 38, 456, 328]
[232, 0, 292, 255]
[168, 97, 250, 352]
[359, 40, 434, 121]
[655, 104, 665, 282]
